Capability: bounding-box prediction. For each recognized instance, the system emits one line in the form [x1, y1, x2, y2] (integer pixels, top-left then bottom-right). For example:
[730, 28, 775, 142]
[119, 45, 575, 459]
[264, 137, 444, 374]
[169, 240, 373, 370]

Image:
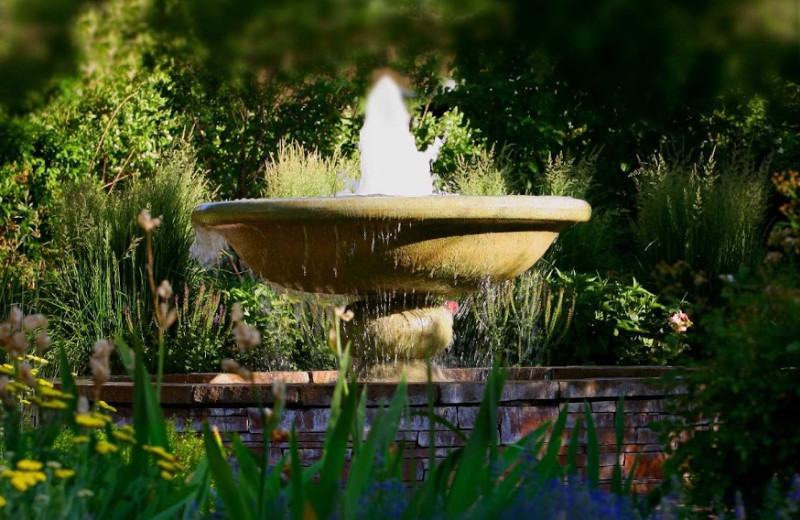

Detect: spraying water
[353, 74, 443, 196]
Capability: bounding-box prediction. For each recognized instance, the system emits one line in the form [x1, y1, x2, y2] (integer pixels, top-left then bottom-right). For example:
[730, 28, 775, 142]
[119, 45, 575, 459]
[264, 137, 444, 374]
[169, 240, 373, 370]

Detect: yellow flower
[36, 398, 68, 409]
[0, 365, 13, 376]
[38, 386, 73, 399]
[71, 435, 89, 444]
[16, 460, 43, 471]
[4, 469, 46, 492]
[0, 495, 5, 507]
[160, 470, 173, 481]
[143, 445, 177, 463]
[26, 355, 49, 365]
[95, 441, 118, 455]
[54, 469, 75, 479]
[156, 460, 183, 473]
[36, 378, 54, 388]
[97, 400, 117, 412]
[21, 399, 31, 405]
[112, 430, 136, 444]
[74, 412, 111, 429]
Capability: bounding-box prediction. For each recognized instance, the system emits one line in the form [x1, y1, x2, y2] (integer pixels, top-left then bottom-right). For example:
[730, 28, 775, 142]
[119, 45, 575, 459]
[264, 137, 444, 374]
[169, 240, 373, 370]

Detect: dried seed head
[90, 359, 110, 387]
[18, 362, 37, 388]
[231, 302, 244, 324]
[137, 209, 161, 231]
[233, 322, 261, 352]
[0, 375, 8, 395]
[22, 314, 47, 332]
[334, 306, 354, 322]
[221, 359, 241, 374]
[7, 331, 28, 358]
[93, 340, 114, 361]
[162, 309, 178, 330]
[35, 332, 52, 353]
[272, 380, 287, 402]
[6, 306, 23, 328]
[157, 280, 173, 300]
[0, 323, 12, 345]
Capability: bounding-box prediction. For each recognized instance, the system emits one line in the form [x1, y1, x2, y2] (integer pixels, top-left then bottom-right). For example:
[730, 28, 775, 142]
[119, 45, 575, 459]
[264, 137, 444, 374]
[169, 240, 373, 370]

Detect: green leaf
[202, 423, 253, 520]
[584, 403, 600, 489]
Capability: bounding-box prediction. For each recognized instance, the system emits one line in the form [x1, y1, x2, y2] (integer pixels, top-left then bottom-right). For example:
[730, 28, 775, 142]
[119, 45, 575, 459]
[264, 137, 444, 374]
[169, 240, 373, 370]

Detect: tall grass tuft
[633, 152, 768, 277]
[539, 153, 628, 273]
[42, 144, 210, 372]
[444, 268, 574, 367]
[446, 146, 509, 196]
[262, 140, 358, 198]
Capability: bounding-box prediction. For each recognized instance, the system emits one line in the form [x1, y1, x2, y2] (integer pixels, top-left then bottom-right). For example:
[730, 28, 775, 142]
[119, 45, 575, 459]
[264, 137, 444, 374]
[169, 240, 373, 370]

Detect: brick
[499, 406, 558, 443]
[276, 408, 331, 433]
[624, 452, 666, 479]
[635, 428, 660, 445]
[622, 399, 663, 413]
[457, 407, 480, 429]
[591, 401, 617, 414]
[309, 371, 338, 384]
[397, 406, 457, 431]
[559, 379, 666, 400]
[500, 381, 560, 402]
[417, 431, 467, 448]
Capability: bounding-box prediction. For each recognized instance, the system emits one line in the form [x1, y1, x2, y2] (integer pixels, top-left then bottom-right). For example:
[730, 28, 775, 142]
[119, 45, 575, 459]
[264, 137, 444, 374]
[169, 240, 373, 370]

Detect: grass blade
[202, 423, 253, 520]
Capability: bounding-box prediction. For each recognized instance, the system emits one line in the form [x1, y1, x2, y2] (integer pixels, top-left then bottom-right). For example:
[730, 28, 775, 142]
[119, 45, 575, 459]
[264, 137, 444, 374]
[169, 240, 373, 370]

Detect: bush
[444, 145, 510, 196]
[546, 270, 687, 366]
[539, 153, 628, 273]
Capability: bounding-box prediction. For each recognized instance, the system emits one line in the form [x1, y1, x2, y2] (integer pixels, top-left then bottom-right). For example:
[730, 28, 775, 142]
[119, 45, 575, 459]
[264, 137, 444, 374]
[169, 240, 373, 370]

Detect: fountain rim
[192, 195, 592, 227]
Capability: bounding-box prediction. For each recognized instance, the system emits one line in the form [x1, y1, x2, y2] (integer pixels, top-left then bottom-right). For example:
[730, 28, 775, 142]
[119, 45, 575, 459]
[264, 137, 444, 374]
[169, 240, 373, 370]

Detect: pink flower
[669, 311, 692, 333]
[444, 300, 459, 316]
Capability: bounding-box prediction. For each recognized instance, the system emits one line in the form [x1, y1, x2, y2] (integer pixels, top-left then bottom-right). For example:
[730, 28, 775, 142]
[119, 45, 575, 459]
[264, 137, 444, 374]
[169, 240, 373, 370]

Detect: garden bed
[88, 367, 682, 493]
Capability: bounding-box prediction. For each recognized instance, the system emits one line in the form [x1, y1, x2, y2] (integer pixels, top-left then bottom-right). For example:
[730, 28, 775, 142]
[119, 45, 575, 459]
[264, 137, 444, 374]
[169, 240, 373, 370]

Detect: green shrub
[412, 106, 488, 182]
[632, 152, 768, 278]
[656, 268, 800, 512]
[225, 279, 335, 371]
[546, 270, 687, 365]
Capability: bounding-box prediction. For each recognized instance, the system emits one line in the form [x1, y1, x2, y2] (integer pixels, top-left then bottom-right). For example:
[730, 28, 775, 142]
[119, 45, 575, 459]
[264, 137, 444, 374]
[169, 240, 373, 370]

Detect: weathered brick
[560, 379, 666, 400]
[457, 407, 480, 429]
[417, 431, 467, 448]
[499, 406, 558, 443]
[635, 428, 660, 445]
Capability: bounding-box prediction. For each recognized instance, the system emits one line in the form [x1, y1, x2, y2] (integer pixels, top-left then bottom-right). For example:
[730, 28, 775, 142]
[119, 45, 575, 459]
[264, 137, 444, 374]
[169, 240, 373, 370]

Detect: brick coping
[86, 367, 683, 407]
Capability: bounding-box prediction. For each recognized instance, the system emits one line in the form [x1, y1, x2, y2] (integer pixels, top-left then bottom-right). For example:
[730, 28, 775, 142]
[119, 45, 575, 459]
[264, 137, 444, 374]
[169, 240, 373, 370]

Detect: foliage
[262, 140, 358, 198]
[0, 312, 208, 519]
[40, 145, 209, 374]
[633, 152, 768, 279]
[655, 170, 800, 513]
[538, 153, 628, 273]
[441, 145, 509, 196]
[225, 280, 335, 372]
[445, 268, 573, 367]
[546, 271, 687, 366]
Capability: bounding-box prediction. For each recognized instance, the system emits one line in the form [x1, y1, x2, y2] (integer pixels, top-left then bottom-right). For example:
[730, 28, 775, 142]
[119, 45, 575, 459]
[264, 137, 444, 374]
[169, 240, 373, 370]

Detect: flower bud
[157, 280, 173, 300]
[18, 362, 37, 388]
[137, 209, 161, 232]
[231, 302, 244, 324]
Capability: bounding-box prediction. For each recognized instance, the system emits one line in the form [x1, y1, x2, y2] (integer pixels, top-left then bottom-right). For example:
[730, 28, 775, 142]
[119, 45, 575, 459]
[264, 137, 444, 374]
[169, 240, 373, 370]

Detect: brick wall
[93, 367, 682, 492]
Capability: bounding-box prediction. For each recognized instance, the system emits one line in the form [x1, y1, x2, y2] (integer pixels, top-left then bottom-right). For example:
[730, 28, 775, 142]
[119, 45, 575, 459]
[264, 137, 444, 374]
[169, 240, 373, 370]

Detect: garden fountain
[191, 74, 591, 379]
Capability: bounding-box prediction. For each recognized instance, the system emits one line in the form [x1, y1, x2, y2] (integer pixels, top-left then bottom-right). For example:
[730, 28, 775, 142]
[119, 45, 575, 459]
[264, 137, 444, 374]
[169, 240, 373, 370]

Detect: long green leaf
[289, 426, 305, 520]
[232, 434, 260, 509]
[584, 403, 600, 489]
[566, 415, 583, 477]
[202, 422, 253, 520]
[343, 380, 408, 520]
[445, 363, 505, 517]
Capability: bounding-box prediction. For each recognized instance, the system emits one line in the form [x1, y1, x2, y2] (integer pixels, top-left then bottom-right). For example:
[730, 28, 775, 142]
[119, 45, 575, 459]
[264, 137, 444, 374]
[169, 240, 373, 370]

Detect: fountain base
[341, 297, 454, 380]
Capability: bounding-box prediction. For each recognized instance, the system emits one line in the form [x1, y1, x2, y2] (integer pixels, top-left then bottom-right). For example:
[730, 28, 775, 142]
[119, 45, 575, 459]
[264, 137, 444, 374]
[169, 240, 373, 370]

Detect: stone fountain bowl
[191, 195, 591, 295]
